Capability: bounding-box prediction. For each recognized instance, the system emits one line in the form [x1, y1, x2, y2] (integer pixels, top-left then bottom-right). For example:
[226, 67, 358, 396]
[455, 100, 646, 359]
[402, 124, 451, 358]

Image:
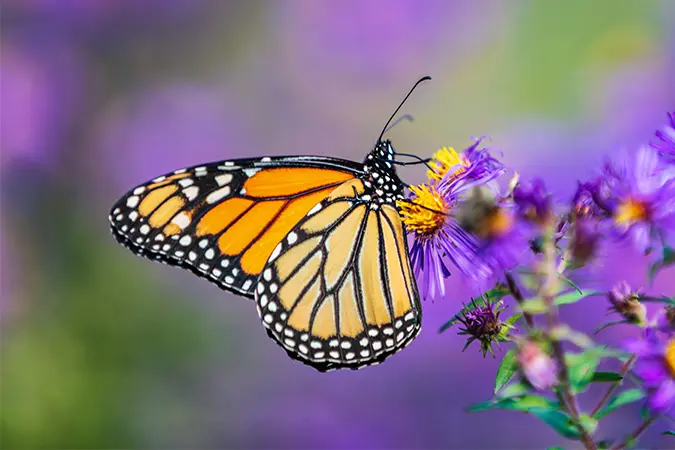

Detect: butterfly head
[362, 140, 405, 203]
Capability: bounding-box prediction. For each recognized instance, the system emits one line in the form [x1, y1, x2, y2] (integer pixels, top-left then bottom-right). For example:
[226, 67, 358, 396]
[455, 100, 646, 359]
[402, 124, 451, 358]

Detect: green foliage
[662, 431, 675, 437]
[520, 289, 601, 314]
[550, 325, 593, 349]
[594, 389, 646, 419]
[521, 298, 549, 314]
[595, 320, 629, 335]
[590, 371, 623, 383]
[497, 379, 533, 398]
[467, 394, 559, 413]
[438, 284, 511, 332]
[494, 348, 518, 393]
[468, 394, 582, 439]
[555, 289, 603, 306]
[497, 315, 522, 341]
[565, 349, 602, 394]
[648, 246, 675, 281]
[528, 408, 581, 440]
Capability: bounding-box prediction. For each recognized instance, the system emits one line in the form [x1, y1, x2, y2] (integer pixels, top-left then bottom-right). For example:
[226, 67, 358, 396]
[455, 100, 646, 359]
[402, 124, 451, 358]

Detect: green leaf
[546, 447, 564, 450]
[468, 396, 579, 440]
[595, 320, 629, 335]
[559, 274, 583, 294]
[662, 431, 675, 436]
[554, 289, 602, 306]
[529, 408, 581, 440]
[648, 246, 675, 282]
[497, 314, 522, 341]
[521, 298, 549, 314]
[497, 379, 533, 398]
[439, 284, 511, 332]
[494, 348, 518, 394]
[467, 395, 558, 413]
[566, 350, 602, 394]
[551, 325, 593, 348]
[590, 371, 623, 383]
[594, 388, 646, 419]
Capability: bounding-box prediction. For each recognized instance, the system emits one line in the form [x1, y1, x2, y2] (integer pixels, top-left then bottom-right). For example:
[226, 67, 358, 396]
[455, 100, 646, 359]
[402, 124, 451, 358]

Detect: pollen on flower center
[666, 339, 675, 377]
[615, 198, 649, 225]
[397, 184, 448, 236]
[427, 147, 470, 182]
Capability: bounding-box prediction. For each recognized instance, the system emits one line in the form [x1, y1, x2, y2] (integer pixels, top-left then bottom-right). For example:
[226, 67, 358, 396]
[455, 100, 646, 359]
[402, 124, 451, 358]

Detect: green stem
[505, 271, 534, 328]
[590, 354, 637, 417]
[540, 220, 596, 450]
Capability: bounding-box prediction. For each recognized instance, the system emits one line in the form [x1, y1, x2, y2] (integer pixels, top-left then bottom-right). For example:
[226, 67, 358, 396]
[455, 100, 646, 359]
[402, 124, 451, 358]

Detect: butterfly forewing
[108, 156, 362, 297]
[254, 178, 422, 371]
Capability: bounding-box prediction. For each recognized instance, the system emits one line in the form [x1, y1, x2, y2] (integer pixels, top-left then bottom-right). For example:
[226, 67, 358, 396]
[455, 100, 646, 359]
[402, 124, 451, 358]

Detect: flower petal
[647, 380, 675, 413]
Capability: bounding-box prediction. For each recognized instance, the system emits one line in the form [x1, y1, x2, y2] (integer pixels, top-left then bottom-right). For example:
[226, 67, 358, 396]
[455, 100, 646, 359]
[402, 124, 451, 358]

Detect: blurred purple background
[1, 0, 674, 448]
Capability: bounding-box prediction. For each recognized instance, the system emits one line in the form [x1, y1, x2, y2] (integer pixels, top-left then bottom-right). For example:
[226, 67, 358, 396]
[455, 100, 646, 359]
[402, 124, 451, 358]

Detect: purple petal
[633, 359, 669, 388]
[647, 380, 675, 413]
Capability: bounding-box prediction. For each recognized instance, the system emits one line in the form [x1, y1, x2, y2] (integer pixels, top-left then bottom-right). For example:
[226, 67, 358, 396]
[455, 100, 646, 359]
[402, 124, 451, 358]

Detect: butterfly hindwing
[254, 178, 422, 371]
[109, 156, 363, 297]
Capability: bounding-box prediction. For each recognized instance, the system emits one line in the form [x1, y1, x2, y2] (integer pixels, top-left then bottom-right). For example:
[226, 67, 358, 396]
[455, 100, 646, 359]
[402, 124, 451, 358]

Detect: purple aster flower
[427, 137, 505, 184]
[517, 340, 559, 391]
[650, 112, 675, 163]
[456, 186, 531, 274]
[592, 146, 675, 253]
[513, 178, 553, 225]
[398, 146, 505, 299]
[626, 330, 675, 414]
[456, 297, 509, 357]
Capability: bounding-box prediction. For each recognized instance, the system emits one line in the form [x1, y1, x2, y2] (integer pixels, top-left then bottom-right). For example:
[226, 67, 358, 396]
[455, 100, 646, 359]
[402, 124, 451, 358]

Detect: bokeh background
[2, 0, 674, 448]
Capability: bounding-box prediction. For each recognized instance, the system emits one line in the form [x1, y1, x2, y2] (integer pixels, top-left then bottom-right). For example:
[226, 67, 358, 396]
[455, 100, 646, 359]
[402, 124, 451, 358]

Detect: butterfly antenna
[377, 76, 432, 143]
[383, 114, 415, 134]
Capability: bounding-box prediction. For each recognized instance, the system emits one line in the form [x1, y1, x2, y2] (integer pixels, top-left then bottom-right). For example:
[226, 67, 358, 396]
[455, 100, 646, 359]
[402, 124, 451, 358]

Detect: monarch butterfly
[109, 77, 431, 371]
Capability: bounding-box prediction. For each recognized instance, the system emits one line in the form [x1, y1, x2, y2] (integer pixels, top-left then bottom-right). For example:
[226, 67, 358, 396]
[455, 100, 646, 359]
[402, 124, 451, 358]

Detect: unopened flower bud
[608, 281, 646, 325]
[517, 340, 559, 390]
[457, 298, 508, 357]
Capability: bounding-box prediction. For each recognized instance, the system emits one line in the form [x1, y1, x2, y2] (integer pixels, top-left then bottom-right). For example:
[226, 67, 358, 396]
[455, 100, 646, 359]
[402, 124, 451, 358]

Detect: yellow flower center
[615, 198, 649, 225]
[397, 184, 448, 236]
[666, 339, 675, 377]
[427, 147, 470, 182]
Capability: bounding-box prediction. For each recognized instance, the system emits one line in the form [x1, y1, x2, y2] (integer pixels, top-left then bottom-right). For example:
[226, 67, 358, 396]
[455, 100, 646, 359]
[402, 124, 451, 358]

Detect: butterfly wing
[109, 156, 363, 297]
[254, 178, 422, 371]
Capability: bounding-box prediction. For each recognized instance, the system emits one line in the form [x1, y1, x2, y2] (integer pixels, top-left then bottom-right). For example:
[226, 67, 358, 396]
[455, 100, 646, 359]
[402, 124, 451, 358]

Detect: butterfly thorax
[361, 140, 405, 205]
